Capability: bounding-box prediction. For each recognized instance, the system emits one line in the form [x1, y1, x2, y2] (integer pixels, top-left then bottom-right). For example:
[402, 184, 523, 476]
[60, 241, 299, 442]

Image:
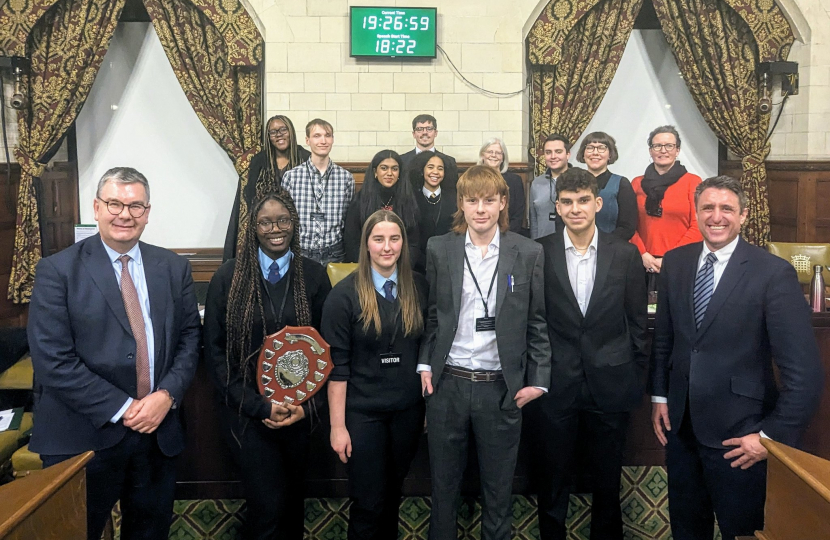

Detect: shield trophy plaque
[256, 326, 332, 406]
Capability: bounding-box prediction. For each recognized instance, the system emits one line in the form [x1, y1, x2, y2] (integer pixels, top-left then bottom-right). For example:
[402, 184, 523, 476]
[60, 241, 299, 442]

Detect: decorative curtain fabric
[528, 0, 643, 176]
[143, 0, 262, 255]
[8, 0, 125, 303]
[653, 0, 791, 246]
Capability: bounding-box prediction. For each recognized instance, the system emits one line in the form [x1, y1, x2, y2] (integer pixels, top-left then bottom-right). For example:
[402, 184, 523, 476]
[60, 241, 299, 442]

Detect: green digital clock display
[350, 7, 437, 59]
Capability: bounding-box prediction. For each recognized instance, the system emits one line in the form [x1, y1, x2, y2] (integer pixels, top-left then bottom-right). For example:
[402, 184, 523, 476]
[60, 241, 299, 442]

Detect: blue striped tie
[693, 252, 718, 328]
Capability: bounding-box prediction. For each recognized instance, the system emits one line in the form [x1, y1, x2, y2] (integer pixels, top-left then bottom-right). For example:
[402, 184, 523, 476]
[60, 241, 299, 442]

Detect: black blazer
[539, 230, 648, 412]
[418, 231, 551, 409]
[649, 239, 824, 448]
[28, 235, 201, 457]
[400, 149, 459, 193]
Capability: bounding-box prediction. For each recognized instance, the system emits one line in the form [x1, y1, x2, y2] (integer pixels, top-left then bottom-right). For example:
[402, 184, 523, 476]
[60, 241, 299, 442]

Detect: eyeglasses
[650, 143, 677, 152]
[257, 218, 293, 232]
[414, 126, 435, 133]
[97, 197, 149, 218]
[584, 144, 608, 154]
[484, 150, 504, 157]
[268, 127, 290, 137]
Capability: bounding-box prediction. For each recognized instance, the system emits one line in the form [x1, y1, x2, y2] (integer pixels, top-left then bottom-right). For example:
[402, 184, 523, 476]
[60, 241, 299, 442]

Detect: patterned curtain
[528, 0, 643, 175]
[142, 0, 262, 252]
[8, 0, 125, 303]
[653, 0, 793, 246]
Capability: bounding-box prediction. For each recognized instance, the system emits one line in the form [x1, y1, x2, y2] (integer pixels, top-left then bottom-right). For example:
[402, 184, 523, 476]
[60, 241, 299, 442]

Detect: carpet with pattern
[117, 466, 723, 539]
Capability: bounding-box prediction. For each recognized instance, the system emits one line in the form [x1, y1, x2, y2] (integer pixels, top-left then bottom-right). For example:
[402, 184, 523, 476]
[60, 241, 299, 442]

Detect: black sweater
[343, 196, 422, 269]
[321, 272, 428, 412]
[415, 189, 455, 272]
[204, 255, 331, 420]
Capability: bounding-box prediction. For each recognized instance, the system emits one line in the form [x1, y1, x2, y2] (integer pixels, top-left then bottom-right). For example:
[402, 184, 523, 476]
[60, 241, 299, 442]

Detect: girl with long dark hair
[205, 188, 331, 540]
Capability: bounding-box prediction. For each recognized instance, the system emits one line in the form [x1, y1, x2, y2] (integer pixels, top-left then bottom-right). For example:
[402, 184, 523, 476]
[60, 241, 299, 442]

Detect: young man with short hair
[418, 165, 550, 540]
[529, 167, 648, 540]
[283, 119, 355, 265]
[529, 134, 571, 239]
[399, 114, 458, 191]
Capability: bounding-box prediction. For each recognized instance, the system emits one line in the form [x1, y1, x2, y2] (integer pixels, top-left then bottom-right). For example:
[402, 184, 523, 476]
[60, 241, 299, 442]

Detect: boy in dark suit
[418, 165, 551, 540]
[530, 167, 648, 540]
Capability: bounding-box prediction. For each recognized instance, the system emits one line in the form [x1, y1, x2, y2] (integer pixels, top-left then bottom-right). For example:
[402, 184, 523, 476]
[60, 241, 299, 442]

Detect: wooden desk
[0, 451, 92, 539]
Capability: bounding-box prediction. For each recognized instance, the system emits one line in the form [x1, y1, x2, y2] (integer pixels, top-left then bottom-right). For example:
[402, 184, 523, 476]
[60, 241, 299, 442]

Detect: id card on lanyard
[464, 251, 497, 332]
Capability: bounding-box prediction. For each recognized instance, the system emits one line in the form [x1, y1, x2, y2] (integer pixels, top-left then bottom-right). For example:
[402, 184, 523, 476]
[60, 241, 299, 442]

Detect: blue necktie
[382, 280, 395, 302]
[693, 252, 718, 328]
[267, 261, 282, 284]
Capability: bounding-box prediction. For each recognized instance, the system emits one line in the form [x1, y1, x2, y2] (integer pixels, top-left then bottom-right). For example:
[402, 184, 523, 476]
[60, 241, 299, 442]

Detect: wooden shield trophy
[256, 326, 332, 405]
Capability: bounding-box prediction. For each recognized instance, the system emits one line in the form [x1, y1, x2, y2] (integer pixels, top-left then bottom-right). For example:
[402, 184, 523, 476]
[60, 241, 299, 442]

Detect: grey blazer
[419, 230, 551, 408]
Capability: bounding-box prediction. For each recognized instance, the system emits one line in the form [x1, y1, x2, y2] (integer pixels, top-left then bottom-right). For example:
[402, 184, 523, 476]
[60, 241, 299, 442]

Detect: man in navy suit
[650, 175, 823, 540]
[28, 167, 201, 540]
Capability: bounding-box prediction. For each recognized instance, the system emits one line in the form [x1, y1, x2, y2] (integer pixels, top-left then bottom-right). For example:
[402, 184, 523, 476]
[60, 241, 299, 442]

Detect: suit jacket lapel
[551, 232, 582, 316]
[141, 243, 169, 371]
[584, 232, 613, 321]
[82, 236, 132, 336]
[695, 239, 749, 338]
[495, 233, 518, 320]
[447, 233, 465, 320]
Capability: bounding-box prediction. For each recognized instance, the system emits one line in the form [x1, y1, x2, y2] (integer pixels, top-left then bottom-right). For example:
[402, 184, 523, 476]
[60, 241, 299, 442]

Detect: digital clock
[350, 7, 437, 59]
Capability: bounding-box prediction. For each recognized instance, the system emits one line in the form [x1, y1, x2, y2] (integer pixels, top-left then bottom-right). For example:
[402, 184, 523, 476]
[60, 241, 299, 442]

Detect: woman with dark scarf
[409, 150, 455, 272]
[630, 125, 703, 288]
[224, 115, 311, 261]
[344, 150, 421, 268]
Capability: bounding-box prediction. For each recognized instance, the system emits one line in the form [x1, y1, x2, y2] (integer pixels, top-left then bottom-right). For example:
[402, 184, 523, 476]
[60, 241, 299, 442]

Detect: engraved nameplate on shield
[257, 326, 332, 405]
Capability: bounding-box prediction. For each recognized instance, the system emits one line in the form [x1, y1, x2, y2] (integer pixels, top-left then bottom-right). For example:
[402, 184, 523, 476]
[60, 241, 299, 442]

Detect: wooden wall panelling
[0, 164, 27, 327]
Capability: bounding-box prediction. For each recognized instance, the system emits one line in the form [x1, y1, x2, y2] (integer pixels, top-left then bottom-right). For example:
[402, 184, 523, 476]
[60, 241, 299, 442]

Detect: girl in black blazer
[323, 209, 427, 540]
[205, 188, 331, 540]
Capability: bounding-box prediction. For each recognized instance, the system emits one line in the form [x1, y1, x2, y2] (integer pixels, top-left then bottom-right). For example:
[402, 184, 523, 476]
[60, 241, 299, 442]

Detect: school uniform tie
[268, 261, 282, 283]
[693, 252, 718, 328]
[119, 255, 151, 398]
[383, 280, 395, 302]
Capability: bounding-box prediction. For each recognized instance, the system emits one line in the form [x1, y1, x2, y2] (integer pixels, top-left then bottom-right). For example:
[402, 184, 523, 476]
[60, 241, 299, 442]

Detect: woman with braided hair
[205, 187, 331, 540]
[223, 115, 311, 260]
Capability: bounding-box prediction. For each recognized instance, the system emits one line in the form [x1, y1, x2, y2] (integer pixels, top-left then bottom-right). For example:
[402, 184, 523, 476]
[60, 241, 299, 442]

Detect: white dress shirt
[415, 146, 436, 154]
[422, 186, 442, 198]
[101, 240, 155, 422]
[563, 227, 599, 316]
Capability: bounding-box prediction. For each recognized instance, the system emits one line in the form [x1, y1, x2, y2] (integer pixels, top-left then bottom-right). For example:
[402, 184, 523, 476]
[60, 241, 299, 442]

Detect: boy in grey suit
[418, 165, 551, 540]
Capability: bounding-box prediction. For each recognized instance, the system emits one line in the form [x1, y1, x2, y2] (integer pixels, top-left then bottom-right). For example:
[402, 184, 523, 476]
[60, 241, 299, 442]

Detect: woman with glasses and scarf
[205, 188, 331, 540]
[575, 131, 638, 241]
[224, 115, 311, 260]
[630, 125, 703, 288]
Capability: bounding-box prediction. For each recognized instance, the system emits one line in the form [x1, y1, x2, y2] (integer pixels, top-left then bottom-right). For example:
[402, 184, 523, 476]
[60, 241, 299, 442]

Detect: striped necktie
[693, 252, 718, 328]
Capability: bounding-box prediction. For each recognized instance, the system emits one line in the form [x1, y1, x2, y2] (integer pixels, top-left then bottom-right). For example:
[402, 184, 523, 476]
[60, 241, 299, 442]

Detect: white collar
[563, 226, 598, 253]
[423, 186, 441, 198]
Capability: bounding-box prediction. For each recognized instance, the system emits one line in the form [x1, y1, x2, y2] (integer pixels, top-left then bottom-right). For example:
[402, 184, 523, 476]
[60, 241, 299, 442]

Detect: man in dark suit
[418, 165, 551, 540]
[28, 167, 201, 540]
[399, 113, 459, 192]
[529, 168, 648, 540]
[650, 175, 823, 540]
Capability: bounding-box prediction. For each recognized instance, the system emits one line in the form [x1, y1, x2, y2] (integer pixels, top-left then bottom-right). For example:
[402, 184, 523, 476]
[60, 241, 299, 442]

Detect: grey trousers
[426, 372, 522, 540]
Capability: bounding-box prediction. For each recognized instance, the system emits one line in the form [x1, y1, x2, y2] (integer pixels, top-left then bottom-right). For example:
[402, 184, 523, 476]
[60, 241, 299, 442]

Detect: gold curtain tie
[740, 143, 771, 173]
[14, 147, 46, 179]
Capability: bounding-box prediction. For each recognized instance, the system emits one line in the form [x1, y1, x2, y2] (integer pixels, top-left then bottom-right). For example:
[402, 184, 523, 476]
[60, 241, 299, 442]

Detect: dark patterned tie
[383, 280, 395, 302]
[119, 255, 151, 398]
[693, 252, 718, 328]
[267, 261, 281, 283]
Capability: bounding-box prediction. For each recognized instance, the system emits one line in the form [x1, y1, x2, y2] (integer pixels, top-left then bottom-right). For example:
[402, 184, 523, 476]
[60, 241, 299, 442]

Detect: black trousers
[220, 408, 310, 540]
[345, 403, 425, 540]
[524, 394, 630, 540]
[666, 408, 766, 540]
[41, 430, 177, 540]
[426, 372, 522, 540]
